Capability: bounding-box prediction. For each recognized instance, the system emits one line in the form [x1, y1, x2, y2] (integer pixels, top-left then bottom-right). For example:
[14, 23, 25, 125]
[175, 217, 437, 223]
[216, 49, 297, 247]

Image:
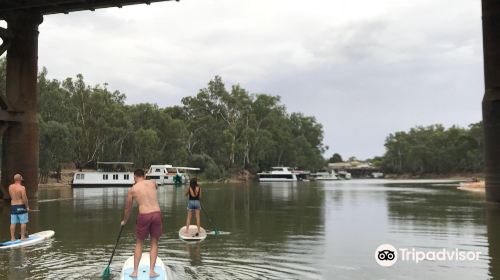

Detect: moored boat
[146, 165, 200, 185]
[337, 170, 352, 180]
[71, 162, 134, 188]
[311, 170, 340, 181]
[258, 167, 298, 182]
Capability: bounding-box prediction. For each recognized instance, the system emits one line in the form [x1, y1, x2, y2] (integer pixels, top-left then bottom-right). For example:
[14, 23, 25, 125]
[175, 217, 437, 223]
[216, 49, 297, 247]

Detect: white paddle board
[178, 226, 207, 242]
[0, 230, 55, 250]
[120, 252, 172, 280]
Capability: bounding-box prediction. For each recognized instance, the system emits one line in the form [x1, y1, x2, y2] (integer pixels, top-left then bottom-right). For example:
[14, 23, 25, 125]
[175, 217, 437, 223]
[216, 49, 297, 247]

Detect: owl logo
[375, 244, 398, 267]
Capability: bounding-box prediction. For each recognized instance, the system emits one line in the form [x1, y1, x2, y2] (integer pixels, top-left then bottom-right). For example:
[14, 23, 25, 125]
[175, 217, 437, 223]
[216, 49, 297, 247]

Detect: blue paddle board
[120, 252, 172, 280]
[0, 230, 55, 250]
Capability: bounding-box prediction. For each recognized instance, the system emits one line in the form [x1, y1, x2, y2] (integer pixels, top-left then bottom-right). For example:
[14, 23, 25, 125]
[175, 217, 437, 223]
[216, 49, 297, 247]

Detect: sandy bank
[457, 181, 485, 193]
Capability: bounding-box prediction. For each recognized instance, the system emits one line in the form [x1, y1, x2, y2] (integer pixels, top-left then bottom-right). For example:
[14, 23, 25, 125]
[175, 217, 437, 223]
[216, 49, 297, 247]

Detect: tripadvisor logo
[375, 244, 397, 267]
[375, 244, 481, 267]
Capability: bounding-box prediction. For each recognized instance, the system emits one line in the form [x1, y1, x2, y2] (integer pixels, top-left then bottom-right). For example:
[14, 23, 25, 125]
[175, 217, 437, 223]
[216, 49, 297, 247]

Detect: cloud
[37, 0, 484, 159]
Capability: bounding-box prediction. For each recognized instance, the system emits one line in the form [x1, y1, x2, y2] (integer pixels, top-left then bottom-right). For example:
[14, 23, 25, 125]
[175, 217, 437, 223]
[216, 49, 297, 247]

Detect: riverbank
[40, 169, 484, 187]
[384, 172, 483, 181]
[457, 181, 485, 193]
[38, 168, 255, 187]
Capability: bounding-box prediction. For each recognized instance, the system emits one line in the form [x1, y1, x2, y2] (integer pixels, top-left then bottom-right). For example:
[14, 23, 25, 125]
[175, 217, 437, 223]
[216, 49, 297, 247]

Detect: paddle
[200, 202, 220, 235]
[102, 225, 124, 279]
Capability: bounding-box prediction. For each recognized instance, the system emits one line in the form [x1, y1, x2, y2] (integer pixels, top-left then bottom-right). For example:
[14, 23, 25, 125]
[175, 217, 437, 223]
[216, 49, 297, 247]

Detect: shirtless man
[121, 169, 162, 278]
[8, 174, 30, 241]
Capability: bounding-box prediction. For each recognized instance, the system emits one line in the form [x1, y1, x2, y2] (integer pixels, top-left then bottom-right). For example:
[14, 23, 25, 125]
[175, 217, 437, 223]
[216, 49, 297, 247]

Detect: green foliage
[188, 154, 222, 180]
[0, 58, 327, 177]
[382, 123, 484, 174]
[180, 76, 327, 172]
[328, 153, 343, 163]
[39, 119, 74, 182]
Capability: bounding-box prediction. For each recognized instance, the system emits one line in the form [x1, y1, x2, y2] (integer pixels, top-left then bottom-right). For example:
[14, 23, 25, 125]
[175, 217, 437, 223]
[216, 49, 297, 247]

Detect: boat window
[155, 169, 161, 172]
[103, 174, 108, 180]
[81, 174, 85, 180]
[113, 174, 118, 180]
[124, 174, 129, 180]
[76, 174, 80, 180]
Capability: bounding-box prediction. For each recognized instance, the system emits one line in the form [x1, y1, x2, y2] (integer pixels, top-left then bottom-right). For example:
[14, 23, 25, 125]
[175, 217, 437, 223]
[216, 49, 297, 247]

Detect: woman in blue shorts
[185, 178, 202, 236]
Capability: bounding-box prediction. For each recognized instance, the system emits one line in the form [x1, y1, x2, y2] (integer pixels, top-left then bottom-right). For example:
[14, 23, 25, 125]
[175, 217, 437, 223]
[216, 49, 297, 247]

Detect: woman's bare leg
[185, 211, 192, 233]
[195, 209, 201, 234]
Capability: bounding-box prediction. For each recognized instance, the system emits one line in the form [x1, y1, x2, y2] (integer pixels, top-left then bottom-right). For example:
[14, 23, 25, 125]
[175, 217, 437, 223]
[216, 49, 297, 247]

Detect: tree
[381, 123, 484, 174]
[39, 119, 74, 183]
[329, 153, 343, 163]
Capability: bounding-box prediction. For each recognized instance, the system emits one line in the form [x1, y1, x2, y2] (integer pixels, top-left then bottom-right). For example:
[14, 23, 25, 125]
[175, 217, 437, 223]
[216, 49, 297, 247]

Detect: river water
[0, 180, 497, 279]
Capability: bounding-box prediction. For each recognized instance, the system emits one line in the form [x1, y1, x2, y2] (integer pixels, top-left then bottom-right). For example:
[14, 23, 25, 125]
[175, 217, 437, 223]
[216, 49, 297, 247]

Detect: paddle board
[0, 230, 55, 250]
[178, 226, 207, 242]
[120, 252, 172, 280]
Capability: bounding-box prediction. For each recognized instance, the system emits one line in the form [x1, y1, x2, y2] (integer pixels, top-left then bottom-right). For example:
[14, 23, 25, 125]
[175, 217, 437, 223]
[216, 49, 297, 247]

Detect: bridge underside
[0, 0, 176, 17]
[0, 0, 174, 199]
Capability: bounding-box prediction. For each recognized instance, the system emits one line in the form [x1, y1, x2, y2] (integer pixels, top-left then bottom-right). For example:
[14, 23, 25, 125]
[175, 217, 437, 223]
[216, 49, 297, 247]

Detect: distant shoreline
[384, 172, 483, 181]
[37, 169, 484, 187]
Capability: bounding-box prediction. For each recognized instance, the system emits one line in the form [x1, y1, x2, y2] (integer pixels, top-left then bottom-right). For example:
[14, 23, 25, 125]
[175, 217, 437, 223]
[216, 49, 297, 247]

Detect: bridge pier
[0, 13, 43, 199]
[483, 0, 500, 202]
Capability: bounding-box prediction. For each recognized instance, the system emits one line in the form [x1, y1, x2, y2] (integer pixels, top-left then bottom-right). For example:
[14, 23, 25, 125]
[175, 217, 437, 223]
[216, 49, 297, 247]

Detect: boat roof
[97, 162, 134, 165]
[172, 167, 201, 171]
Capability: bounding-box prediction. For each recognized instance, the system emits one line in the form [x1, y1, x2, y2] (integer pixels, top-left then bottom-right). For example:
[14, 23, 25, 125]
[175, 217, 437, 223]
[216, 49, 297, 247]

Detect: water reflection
[486, 204, 500, 279]
[0, 180, 496, 279]
[6, 248, 29, 279]
[186, 243, 202, 266]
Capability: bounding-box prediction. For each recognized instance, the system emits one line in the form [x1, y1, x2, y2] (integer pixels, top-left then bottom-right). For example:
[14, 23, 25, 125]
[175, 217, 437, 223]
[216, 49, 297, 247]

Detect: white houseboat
[145, 165, 200, 185]
[71, 162, 134, 188]
[258, 167, 298, 182]
[311, 170, 340, 181]
[292, 169, 311, 181]
[337, 170, 352, 180]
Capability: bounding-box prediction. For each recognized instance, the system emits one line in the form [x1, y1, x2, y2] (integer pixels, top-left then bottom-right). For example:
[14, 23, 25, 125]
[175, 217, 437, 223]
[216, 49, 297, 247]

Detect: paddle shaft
[107, 225, 124, 267]
[200, 202, 218, 232]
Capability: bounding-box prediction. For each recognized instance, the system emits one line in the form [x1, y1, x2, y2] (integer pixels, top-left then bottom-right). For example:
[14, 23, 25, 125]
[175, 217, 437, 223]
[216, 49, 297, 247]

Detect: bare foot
[150, 271, 160, 278]
[130, 271, 138, 278]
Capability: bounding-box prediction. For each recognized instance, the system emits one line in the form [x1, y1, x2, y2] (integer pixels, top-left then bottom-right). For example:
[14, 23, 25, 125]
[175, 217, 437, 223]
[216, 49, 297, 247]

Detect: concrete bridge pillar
[0, 12, 43, 199]
[483, 0, 500, 202]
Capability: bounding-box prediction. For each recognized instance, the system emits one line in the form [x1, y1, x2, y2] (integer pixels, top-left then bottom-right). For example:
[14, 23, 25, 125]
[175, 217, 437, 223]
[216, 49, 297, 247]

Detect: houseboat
[337, 170, 352, 180]
[71, 162, 134, 188]
[145, 165, 200, 185]
[311, 170, 340, 181]
[258, 167, 298, 182]
[292, 169, 311, 181]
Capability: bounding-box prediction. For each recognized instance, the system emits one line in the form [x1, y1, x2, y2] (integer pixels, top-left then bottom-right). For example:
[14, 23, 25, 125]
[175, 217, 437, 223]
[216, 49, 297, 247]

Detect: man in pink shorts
[121, 169, 162, 278]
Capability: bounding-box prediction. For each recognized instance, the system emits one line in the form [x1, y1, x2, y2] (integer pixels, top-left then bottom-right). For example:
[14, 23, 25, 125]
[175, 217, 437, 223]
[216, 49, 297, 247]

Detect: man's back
[9, 184, 25, 205]
[131, 180, 160, 214]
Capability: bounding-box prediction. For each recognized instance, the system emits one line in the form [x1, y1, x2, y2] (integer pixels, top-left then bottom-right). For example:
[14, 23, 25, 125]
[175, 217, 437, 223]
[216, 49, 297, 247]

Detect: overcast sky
[32, 0, 483, 159]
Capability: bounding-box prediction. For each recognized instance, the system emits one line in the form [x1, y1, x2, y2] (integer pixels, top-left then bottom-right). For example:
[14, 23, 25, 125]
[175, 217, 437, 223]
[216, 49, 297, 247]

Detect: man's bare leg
[185, 211, 192, 233]
[10, 224, 16, 241]
[195, 209, 201, 234]
[131, 239, 144, 278]
[20, 224, 27, 240]
[150, 237, 159, 277]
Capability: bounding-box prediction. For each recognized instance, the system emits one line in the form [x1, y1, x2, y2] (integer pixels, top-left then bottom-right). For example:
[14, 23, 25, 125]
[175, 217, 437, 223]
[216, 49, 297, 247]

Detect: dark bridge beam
[0, 0, 178, 17]
[483, 0, 500, 202]
[0, 12, 43, 199]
